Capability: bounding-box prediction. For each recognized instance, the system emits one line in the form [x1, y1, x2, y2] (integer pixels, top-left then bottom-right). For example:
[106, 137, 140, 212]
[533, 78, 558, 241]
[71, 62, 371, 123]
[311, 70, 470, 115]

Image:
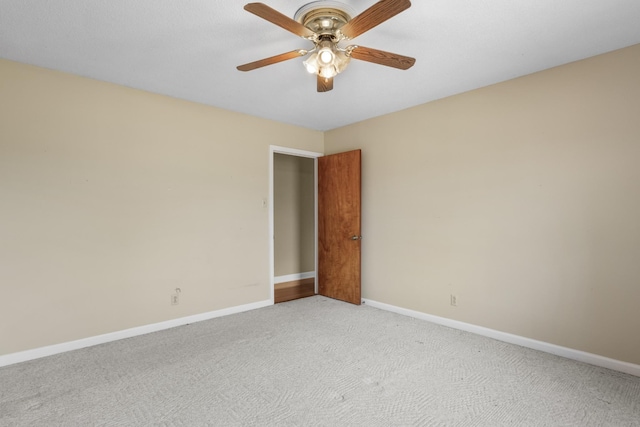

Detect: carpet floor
[1, 296, 639, 426]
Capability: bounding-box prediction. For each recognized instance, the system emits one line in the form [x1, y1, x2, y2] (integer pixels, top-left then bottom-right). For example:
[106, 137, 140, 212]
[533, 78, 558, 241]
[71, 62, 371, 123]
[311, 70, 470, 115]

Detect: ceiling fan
[237, 0, 416, 92]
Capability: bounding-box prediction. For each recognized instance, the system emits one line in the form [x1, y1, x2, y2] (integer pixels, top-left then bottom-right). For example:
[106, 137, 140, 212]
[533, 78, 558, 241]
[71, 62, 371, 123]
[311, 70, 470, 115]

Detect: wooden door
[317, 150, 361, 305]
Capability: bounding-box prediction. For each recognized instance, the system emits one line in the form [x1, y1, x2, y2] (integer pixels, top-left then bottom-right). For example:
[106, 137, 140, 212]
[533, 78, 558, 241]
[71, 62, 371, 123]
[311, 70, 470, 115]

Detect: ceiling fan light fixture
[319, 65, 337, 79]
[303, 42, 350, 79]
[333, 49, 350, 72]
[319, 49, 334, 64]
[303, 52, 319, 74]
[317, 39, 335, 65]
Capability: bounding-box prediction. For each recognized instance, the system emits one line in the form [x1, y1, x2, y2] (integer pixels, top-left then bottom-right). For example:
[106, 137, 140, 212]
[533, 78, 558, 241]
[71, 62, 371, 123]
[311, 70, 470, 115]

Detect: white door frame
[269, 145, 323, 304]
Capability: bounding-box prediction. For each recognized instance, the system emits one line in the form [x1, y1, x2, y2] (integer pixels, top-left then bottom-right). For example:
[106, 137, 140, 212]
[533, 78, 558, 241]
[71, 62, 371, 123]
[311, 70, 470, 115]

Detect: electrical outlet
[170, 287, 182, 306]
[450, 294, 457, 307]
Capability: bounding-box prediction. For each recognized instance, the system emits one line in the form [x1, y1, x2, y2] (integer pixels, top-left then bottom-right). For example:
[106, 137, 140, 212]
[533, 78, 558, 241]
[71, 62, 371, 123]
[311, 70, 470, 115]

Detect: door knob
[351, 235, 362, 240]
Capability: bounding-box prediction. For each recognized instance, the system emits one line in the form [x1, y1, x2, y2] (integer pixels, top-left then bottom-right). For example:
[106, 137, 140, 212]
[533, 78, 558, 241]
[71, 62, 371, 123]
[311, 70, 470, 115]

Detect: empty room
[1, 0, 639, 425]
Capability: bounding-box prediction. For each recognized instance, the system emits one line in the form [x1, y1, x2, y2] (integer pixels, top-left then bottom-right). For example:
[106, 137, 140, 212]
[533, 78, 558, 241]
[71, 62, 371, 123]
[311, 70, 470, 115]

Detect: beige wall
[274, 154, 315, 277]
[325, 44, 640, 365]
[3, 44, 640, 365]
[0, 59, 323, 355]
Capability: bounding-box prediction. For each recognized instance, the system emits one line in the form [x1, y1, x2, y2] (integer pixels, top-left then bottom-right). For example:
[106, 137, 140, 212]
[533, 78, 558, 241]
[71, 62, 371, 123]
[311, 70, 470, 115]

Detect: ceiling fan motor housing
[294, 1, 355, 39]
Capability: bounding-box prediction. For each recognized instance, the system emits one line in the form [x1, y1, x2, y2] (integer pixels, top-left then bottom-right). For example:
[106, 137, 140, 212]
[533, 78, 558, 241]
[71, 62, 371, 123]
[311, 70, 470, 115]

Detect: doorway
[269, 146, 362, 305]
[269, 146, 322, 304]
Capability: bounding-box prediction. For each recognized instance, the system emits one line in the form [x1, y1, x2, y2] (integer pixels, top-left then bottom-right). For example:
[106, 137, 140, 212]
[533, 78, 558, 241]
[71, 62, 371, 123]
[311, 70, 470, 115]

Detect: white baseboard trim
[274, 271, 315, 284]
[362, 299, 640, 378]
[0, 299, 272, 368]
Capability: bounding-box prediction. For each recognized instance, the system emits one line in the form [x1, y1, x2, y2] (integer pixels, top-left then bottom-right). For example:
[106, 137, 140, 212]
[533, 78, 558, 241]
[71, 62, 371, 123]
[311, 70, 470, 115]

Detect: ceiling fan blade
[237, 50, 307, 71]
[340, 0, 411, 39]
[317, 75, 334, 92]
[348, 46, 415, 70]
[244, 3, 316, 38]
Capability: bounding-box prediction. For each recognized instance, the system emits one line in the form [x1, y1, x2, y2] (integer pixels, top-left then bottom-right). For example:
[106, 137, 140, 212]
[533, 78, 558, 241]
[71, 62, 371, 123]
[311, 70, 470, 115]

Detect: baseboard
[274, 271, 315, 284]
[0, 299, 272, 368]
[362, 299, 640, 378]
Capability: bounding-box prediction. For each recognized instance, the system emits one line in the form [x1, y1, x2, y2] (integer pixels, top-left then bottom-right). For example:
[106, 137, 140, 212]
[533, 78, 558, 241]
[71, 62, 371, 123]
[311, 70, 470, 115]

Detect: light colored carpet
[1, 296, 639, 426]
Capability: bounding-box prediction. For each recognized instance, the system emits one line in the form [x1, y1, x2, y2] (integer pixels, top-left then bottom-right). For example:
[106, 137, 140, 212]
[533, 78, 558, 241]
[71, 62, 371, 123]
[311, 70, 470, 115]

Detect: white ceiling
[1, 0, 639, 131]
